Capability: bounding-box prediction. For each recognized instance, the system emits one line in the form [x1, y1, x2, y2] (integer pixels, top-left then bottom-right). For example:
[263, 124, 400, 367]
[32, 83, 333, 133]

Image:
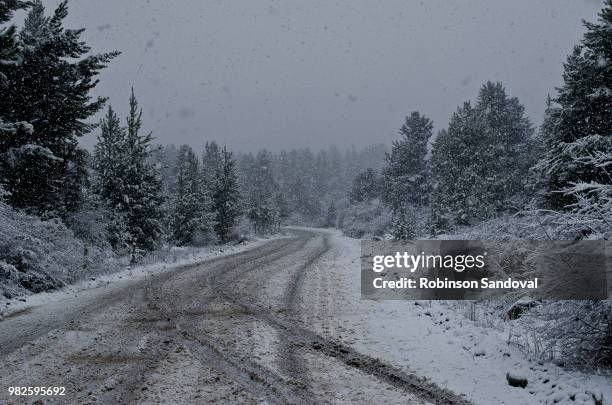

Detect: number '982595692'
[8, 386, 66, 396]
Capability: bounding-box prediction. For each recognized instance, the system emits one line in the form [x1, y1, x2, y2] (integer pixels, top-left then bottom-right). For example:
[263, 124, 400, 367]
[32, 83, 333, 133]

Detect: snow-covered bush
[338, 198, 391, 238]
[64, 203, 114, 249]
[390, 205, 429, 240]
[0, 201, 119, 298]
[527, 301, 612, 368]
[441, 212, 612, 369]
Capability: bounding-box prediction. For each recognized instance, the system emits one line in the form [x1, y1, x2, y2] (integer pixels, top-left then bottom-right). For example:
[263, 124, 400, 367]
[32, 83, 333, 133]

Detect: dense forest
[0, 0, 388, 259]
[1, 0, 611, 255]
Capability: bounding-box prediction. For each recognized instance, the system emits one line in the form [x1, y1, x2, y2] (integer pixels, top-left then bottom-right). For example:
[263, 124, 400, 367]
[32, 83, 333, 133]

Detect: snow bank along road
[0, 228, 469, 405]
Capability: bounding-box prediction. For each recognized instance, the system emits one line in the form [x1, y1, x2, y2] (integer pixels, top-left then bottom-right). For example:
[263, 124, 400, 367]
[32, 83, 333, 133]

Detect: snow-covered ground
[2, 227, 609, 404]
[0, 235, 282, 321]
[300, 229, 611, 405]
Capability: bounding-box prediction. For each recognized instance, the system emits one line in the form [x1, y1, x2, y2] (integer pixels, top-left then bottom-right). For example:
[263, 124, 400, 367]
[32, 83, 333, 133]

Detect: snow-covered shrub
[64, 203, 113, 249]
[0, 261, 19, 283]
[338, 198, 391, 238]
[390, 205, 429, 240]
[0, 201, 119, 298]
[512, 301, 612, 369]
[441, 212, 612, 368]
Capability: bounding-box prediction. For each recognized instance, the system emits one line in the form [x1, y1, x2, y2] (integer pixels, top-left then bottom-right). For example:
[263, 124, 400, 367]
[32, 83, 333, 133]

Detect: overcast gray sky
[38, 0, 605, 152]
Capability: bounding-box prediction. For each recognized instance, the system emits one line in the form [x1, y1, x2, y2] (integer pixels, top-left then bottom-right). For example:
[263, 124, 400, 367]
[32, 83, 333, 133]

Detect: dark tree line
[235, 145, 387, 231]
[152, 144, 388, 236]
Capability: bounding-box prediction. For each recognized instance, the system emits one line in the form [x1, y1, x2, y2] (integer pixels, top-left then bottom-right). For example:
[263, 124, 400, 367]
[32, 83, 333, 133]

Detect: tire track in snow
[214, 230, 472, 405]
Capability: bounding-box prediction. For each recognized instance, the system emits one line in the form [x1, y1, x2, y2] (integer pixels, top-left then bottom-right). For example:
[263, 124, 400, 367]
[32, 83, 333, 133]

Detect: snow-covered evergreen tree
[0, 1, 43, 209]
[212, 147, 241, 242]
[122, 90, 165, 256]
[382, 112, 433, 210]
[536, 1, 612, 210]
[92, 106, 127, 249]
[475, 82, 534, 206]
[0, 0, 27, 80]
[172, 145, 213, 245]
[557, 137, 612, 237]
[201, 141, 222, 192]
[350, 168, 381, 203]
[241, 151, 280, 234]
[279, 149, 323, 222]
[94, 106, 124, 206]
[430, 103, 493, 232]
[391, 205, 416, 240]
[0, 0, 118, 217]
[380, 112, 433, 238]
[93, 91, 164, 257]
[430, 83, 534, 233]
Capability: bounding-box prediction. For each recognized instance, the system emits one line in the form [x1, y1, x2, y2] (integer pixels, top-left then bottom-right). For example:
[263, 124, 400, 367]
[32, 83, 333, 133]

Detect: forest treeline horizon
[0, 0, 610, 252]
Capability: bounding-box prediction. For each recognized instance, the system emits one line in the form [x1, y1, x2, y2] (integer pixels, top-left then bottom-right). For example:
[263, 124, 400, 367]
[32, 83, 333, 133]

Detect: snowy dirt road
[0, 229, 468, 405]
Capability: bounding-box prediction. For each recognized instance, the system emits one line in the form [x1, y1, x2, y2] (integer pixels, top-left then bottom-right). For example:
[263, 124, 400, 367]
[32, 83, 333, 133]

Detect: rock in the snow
[506, 371, 528, 388]
[588, 390, 603, 405]
[505, 297, 540, 320]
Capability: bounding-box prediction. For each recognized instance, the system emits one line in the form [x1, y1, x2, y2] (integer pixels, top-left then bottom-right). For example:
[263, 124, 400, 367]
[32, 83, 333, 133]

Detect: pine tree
[430, 83, 534, 233]
[382, 112, 433, 210]
[93, 106, 124, 207]
[201, 141, 223, 192]
[526, 95, 553, 203]
[281, 149, 323, 222]
[430, 103, 493, 231]
[242, 151, 280, 234]
[0, 1, 32, 206]
[391, 205, 415, 240]
[350, 168, 381, 203]
[93, 105, 128, 251]
[212, 147, 241, 242]
[122, 90, 164, 256]
[93, 91, 164, 256]
[0, 0, 27, 80]
[0, 1, 118, 216]
[64, 148, 91, 213]
[474, 82, 534, 206]
[536, 1, 612, 209]
[93, 105, 128, 249]
[540, 95, 556, 149]
[172, 145, 213, 245]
